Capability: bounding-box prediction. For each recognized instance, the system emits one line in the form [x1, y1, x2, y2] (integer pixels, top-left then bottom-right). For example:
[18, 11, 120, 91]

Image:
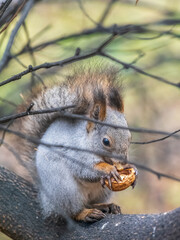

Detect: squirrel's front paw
[94, 162, 122, 190]
[75, 208, 105, 222]
[100, 166, 122, 190]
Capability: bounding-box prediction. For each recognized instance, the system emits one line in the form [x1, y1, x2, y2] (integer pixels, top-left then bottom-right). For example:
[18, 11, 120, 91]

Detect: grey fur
[16, 67, 131, 219]
[36, 108, 131, 218]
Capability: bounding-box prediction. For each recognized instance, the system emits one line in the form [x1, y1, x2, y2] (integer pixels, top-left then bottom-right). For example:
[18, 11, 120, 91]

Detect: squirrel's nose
[120, 144, 129, 156]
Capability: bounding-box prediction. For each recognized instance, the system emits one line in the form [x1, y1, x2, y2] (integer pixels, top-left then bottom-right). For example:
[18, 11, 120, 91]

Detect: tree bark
[0, 166, 180, 240]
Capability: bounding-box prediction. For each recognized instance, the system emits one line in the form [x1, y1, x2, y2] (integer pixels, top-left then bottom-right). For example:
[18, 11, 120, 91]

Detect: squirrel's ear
[86, 97, 106, 133]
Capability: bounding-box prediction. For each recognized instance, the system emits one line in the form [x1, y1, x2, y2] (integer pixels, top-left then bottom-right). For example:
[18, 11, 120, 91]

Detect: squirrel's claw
[100, 177, 106, 188]
[131, 166, 138, 189]
[100, 175, 112, 190]
[107, 175, 112, 190]
[85, 209, 106, 222]
[100, 166, 122, 190]
[111, 167, 122, 182]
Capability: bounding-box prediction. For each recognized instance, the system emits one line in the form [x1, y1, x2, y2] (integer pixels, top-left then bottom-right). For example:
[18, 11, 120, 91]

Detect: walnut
[105, 166, 137, 191]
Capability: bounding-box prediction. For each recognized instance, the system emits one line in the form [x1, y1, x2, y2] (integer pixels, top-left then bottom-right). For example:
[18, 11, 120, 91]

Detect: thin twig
[0, 124, 127, 163]
[14, 56, 46, 88]
[0, 105, 76, 124]
[55, 112, 180, 139]
[100, 52, 180, 88]
[12, 20, 180, 59]
[0, 0, 34, 72]
[31, 24, 52, 43]
[0, 34, 116, 87]
[0, 107, 180, 140]
[98, 0, 117, 25]
[0, 0, 26, 34]
[77, 0, 98, 26]
[130, 161, 180, 182]
[0, 0, 12, 19]
[131, 129, 180, 145]
[10, 24, 148, 58]
[0, 120, 14, 146]
[22, 22, 37, 88]
[119, 51, 145, 71]
[2, 33, 178, 90]
[0, 96, 17, 107]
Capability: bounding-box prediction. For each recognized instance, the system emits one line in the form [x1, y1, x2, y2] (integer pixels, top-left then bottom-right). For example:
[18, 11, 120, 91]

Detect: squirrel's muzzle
[103, 155, 128, 166]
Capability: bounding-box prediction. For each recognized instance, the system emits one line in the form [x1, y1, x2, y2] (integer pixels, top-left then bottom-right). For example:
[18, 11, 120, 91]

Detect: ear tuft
[108, 87, 124, 112]
[92, 88, 106, 121]
[92, 104, 100, 120]
[86, 88, 107, 133]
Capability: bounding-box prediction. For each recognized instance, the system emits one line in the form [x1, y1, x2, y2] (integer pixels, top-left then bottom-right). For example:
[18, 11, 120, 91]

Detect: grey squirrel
[16, 67, 132, 222]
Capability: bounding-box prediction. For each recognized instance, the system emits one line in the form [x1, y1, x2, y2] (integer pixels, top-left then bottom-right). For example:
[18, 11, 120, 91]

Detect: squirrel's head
[85, 87, 131, 164]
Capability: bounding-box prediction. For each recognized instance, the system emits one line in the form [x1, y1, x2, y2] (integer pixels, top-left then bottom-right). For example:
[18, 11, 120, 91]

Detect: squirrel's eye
[102, 138, 110, 147]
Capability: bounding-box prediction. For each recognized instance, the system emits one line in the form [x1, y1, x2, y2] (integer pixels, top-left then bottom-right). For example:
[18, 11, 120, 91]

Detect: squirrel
[9, 66, 132, 222]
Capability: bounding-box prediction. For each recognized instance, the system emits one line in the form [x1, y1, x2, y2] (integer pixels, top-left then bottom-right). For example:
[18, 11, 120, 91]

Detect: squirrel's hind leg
[74, 208, 106, 222]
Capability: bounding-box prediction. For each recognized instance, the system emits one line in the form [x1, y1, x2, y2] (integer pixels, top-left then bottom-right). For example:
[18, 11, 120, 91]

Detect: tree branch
[13, 19, 180, 58]
[0, 0, 34, 72]
[0, 34, 116, 87]
[100, 52, 180, 88]
[1, 109, 180, 139]
[0, 0, 12, 19]
[0, 166, 180, 240]
[131, 129, 180, 145]
[98, 0, 117, 25]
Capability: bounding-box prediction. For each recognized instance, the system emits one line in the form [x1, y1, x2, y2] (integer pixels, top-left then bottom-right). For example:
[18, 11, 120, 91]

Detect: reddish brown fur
[94, 162, 116, 174]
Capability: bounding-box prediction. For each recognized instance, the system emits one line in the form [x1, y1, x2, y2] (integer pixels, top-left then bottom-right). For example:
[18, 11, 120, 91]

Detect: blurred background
[0, 0, 180, 239]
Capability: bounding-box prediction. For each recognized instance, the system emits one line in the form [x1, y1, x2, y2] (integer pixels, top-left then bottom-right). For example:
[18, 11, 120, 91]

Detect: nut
[105, 167, 137, 191]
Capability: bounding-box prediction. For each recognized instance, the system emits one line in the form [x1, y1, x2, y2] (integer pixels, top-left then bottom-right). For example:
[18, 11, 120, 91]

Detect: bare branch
[1, 101, 180, 146]
[0, 0, 12, 19]
[130, 161, 180, 182]
[0, 0, 26, 34]
[98, 0, 117, 25]
[0, 0, 34, 72]
[0, 105, 75, 123]
[0, 106, 180, 140]
[22, 22, 38, 88]
[77, 0, 98, 26]
[0, 34, 116, 87]
[14, 54, 46, 88]
[131, 129, 180, 145]
[12, 20, 180, 58]
[0, 120, 14, 146]
[8, 24, 148, 57]
[100, 52, 180, 88]
[0, 124, 127, 163]
[0, 96, 17, 107]
[1, 32, 179, 90]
